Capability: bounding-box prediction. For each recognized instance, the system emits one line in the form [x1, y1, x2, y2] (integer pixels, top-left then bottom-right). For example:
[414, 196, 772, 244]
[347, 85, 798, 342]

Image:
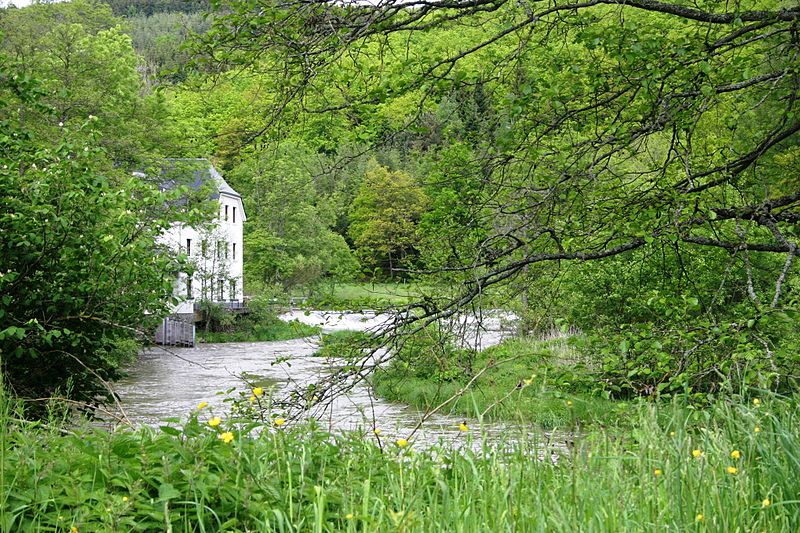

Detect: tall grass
[1, 389, 798, 531]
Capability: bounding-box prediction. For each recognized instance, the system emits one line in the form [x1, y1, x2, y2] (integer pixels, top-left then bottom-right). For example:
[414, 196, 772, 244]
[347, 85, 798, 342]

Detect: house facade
[155, 160, 246, 316]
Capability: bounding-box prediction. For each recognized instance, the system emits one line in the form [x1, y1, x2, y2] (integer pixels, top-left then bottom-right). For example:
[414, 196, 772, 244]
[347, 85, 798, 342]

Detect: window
[230, 280, 236, 300]
[218, 278, 224, 301]
[201, 240, 207, 258]
[186, 276, 193, 299]
[233, 206, 237, 223]
[186, 238, 191, 256]
[232, 243, 236, 261]
[224, 205, 229, 221]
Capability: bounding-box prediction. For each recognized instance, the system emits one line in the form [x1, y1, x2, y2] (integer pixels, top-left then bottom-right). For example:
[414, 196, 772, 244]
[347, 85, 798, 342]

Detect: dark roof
[140, 158, 242, 199]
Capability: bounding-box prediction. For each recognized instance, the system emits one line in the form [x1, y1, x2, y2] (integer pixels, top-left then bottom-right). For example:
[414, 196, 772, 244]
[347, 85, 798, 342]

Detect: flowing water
[113, 310, 562, 451]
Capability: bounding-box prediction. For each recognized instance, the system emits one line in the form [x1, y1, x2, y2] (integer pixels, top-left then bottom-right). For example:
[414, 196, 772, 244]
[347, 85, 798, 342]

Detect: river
[112, 310, 558, 450]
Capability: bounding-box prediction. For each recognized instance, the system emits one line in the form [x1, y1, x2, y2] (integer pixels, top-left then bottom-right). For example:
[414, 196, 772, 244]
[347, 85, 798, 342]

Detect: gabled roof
[155, 158, 242, 200]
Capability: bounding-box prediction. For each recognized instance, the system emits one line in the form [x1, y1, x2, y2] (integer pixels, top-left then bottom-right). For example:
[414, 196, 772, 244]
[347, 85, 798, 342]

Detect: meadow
[2, 388, 797, 532]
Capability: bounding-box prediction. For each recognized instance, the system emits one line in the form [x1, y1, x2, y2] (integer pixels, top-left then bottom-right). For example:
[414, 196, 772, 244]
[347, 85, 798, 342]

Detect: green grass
[197, 319, 320, 343]
[372, 337, 627, 427]
[2, 390, 798, 531]
[303, 282, 431, 310]
[312, 330, 378, 359]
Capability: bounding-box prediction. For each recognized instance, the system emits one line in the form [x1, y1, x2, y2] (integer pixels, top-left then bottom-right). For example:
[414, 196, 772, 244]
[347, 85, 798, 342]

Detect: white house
[152, 159, 246, 317]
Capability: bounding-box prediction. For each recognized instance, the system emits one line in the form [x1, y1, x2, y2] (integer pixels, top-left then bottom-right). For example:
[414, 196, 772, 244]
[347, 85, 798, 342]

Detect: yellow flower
[566, 400, 573, 407]
[122, 496, 129, 502]
[373, 428, 382, 436]
[253, 387, 264, 397]
[218, 431, 234, 444]
[71, 527, 78, 533]
[274, 417, 286, 427]
[249, 395, 256, 403]
[459, 422, 469, 432]
[754, 426, 761, 433]
[762, 498, 770, 508]
[669, 431, 676, 437]
[208, 417, 222, 428]
[523, 379, 532, 386]
[753, 398, 761, 406]
[396, 438, 409, 448]
[345, 513, 354, 520]
[695, 514, 704, 522]
[654, 468, 663, 477]
[692, 449, 703, 458]
[730, 450, 741, 460]
[197, 401, 208, 410]
[727, 466, 738, 475]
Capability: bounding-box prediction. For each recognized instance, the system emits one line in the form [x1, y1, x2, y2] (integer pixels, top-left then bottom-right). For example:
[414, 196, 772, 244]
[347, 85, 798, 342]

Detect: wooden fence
[155, 316, 195, 347]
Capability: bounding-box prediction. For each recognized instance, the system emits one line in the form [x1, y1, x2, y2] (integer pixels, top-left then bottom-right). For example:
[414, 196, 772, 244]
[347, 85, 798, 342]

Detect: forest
[1, 0, 799, 530]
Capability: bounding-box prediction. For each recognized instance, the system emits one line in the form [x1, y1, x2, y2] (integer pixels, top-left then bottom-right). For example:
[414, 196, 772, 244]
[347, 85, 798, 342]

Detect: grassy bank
[313, 330, 378, 359]
[372, 337, 629, 427]
[197, 319, 319, 343]
[2, 393, 798, 531]
[302, 282, 431, 310]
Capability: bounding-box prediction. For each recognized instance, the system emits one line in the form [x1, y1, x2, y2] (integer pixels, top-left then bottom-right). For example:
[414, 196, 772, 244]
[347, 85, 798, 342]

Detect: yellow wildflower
[459, 422, 469, 432]
[208, 417, 222, 428]
[695, 514, 704, 522]
[654, 469, 663, 477]
[397, 438, 409, 448]
[274, 417, 286, 427]
[523, 379, 532, 386]
[197, 401, 208, 410]
[345, 513, 354, 520]
[762, 498, 770, 508]
[122, 496, 129, 502]
[373, 428, 382, 436]
[730, 450, 741, 460]
[249, 395, 256, 403]
[218, 431, 234, 444]
[753, 398, 761, 406]
[71, 528, 78, 533]
[692, 449, 702, 458]
[669, 431, 676, 437]
[566, 400, 573, 407]
[727, 466, 738, 475]
[253, 387, 264, 397]
[754, 426, 761, 433]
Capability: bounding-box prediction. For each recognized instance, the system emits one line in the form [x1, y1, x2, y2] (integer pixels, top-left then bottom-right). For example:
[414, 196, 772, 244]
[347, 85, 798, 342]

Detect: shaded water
[114, 311, 559, 449]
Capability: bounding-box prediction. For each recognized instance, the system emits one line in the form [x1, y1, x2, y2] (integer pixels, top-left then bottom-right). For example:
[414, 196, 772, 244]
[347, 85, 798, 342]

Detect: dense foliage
[182, 0, 800, 397]
[2, 0, 799, 407]
[2, 389, 799, 531]
[0, 1, 199, 413]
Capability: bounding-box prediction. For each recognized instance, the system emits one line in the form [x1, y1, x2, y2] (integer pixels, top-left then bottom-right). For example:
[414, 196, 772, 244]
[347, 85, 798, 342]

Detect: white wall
[161, 192, 246, 314]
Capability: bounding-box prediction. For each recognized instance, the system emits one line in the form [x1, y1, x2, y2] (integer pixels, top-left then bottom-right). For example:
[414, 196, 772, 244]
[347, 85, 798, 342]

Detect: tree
[348, 161, 428, 277]
[197, 0, 800, 394]
[0, 55, 195, 415]
[0, 0, 173, 166]
[231, 143, 359, 290]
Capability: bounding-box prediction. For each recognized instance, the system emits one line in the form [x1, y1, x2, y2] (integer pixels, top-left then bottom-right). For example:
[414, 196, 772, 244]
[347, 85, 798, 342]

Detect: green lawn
[301, 281, 434, 309]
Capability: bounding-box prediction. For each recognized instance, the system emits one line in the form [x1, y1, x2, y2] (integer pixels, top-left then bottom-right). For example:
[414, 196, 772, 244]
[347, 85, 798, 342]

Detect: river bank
[3, 392, 796, 532]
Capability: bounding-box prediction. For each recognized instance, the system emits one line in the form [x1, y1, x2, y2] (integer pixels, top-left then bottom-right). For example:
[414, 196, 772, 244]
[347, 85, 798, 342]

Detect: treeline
[101, 0, 209, 16]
